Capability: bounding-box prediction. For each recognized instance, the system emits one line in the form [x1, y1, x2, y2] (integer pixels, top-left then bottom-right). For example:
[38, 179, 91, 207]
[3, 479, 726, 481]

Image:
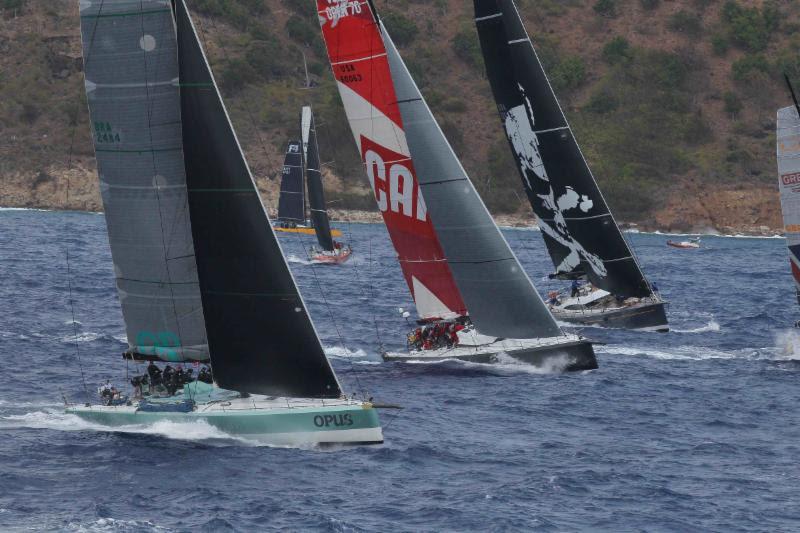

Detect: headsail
[317, 1, 467, 321]
[174, 0, 341, 397]
[380, 19, 563, 340]
[80, 0, 208, 362]
[474, 0, 652, 298]
[302, 107, 335, 251]
[778, 99, 800, 305]
[277, 141, 306, 225]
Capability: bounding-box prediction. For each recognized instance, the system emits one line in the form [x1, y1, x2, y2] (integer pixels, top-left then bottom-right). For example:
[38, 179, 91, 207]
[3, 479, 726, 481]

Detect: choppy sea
[1, 208, 799, 532]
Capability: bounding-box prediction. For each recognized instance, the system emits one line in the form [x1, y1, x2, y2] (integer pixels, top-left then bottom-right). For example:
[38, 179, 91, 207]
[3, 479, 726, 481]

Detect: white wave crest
[286, 254, 313, 265]
[64, 517, 170, 532]
[598, 344, 739, 361]
[404, 352, 574, 375]
[774, 330, 800, 360]
[324, 345, 369, 359]
[61, 332, 104, 343]
[672, 320, 721, 334]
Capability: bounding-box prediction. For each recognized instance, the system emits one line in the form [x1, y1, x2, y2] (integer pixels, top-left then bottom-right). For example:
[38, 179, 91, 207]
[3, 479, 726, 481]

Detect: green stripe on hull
[67, 404, 381, 437]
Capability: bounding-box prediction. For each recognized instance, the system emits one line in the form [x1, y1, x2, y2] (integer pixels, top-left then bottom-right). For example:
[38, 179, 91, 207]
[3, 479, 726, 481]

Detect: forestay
[174, 0, 341, 398]
[303, 107, 335, 251]
[381, 21, 563, 340]
[80, 0, 208, 362]
[778, 105, 800, 305]
[474, 0, 653, 298]
[317, 0, 467, 321]
[278, 140, 306, 224]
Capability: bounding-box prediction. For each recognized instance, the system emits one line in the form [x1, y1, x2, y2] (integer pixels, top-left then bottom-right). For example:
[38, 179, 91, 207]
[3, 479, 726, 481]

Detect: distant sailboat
[474, 0, 669, 333]
[778, 75, 800, 318]
[274, 109, 343, 241]
[302, 106, 352, 264]
[68, 0, 382, 445]
[318, 1, 597, 371]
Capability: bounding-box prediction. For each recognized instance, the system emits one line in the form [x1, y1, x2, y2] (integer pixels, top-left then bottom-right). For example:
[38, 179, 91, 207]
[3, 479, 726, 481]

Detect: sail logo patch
[321, 0, 362, 25]
[781, 172, 800, 186]
[364, 146, 428, 222]
[94, 121, 121, 144]
[313, 413, 354, 428]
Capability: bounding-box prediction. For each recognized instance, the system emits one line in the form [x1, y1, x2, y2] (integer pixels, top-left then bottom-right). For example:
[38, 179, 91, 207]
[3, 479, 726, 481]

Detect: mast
[79, 0, 208, 362]
[277, 140, 306, 224]
[317, 0, 467, 322]
[380, 19, 563, 339]
[303, 107, 335, 251]
[173, 0, 341, 397]
[777, 77, 800, 306]
[474, 0, 653, 298]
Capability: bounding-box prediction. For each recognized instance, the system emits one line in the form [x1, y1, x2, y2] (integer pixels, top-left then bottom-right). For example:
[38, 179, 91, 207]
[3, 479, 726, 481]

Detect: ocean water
[1, 208, 798, 532]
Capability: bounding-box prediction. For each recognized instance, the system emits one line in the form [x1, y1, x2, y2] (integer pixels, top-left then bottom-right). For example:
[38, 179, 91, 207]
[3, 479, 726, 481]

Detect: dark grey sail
[381, 23, 563, 340]
[277, 141, 306, 224]
[80, 0, 208, 362]
[302, 106, 335, 251]
[172, 0, 341, 398]
[474, 0, 652, 298]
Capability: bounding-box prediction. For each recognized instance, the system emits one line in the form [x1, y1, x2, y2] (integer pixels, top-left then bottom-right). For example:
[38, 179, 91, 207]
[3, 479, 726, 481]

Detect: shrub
[452, 27, 482, 70]
[731, 54, 769, 83]
[2, 0, 24, 9]
[639, 0, 659, 10]
[711, 34, 729, 55]
[594, 0, 617, 17]
[602, 36, 631, 65]
[382, 12, 419, 47]
[587, 88, 619, 114]
[723, 91, 743, 116]
[667, 10, 703, 37]
[721, 0, 778, 52]
[550, 56, 586, 93]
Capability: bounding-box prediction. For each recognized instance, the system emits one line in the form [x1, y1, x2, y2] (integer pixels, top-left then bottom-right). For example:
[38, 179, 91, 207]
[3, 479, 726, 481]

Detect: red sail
[317, 1, 466, 320]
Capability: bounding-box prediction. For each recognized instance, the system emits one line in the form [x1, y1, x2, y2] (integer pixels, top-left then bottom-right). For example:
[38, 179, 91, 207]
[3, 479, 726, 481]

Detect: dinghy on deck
[474, 0, 668, 333]
[318, 1, 597, 371]
[70, 0, 382, 445]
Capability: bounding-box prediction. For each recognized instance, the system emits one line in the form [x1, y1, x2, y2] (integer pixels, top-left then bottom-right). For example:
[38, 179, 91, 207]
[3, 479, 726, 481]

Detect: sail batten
[475, 0, 653, 298]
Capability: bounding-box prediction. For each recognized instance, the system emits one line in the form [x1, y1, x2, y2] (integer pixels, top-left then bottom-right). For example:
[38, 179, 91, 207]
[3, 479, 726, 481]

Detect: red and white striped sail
[317, 0, 466, 320]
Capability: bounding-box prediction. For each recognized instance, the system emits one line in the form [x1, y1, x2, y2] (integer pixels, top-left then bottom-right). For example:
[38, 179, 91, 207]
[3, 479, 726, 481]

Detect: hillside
[0, 0, 798, 233]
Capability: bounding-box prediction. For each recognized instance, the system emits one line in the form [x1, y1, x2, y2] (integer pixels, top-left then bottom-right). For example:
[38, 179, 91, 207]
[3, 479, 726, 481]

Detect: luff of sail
[174, 0, 341, 398]
[278, 140, 306, 224]
[317, 1, 467, 321]
[303, 107, 335, 251]
[778, 104, 800, 304]
[80, 0, 208, 362]
[380, 20, 563, 340]
[474, 0, 653, 299]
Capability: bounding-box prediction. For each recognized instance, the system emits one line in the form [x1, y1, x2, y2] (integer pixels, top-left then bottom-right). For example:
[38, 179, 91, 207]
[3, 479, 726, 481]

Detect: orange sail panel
[318, 1, 466, 320]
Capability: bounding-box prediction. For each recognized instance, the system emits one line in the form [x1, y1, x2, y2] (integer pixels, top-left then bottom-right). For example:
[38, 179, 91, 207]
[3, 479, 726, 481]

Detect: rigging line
[197, 15, 369, 399]
[138, 0, 190, 361]
[63, 0, 111, 404]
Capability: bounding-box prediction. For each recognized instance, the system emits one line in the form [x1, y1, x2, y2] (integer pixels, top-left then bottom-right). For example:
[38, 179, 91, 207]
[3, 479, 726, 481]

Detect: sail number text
[337, 64, 362, 84]
[364, 149, 428, 222]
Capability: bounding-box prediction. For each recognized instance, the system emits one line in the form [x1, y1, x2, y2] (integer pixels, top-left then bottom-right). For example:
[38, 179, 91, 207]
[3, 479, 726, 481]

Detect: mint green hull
[66, 404, 383, 445]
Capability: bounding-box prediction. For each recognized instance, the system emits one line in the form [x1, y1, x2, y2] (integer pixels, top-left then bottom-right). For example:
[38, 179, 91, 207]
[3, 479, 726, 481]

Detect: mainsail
[778, 99, 800, 305]
[317, 0, 467, 321]
[80, 0, 208, 362]
[277, 141, 306, 224]
[474, 0, 652, 298]
[302, 107, 335, 251]
[81, 0, 341, 398]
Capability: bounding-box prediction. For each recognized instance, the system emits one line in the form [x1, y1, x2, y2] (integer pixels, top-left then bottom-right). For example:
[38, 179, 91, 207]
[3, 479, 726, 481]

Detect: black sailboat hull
[383, 339, 598, 372]
[553, 301, 669, 332]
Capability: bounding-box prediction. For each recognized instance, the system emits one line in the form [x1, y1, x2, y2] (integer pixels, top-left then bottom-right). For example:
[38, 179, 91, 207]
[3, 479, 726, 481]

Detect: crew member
[571, 279, 581, 298]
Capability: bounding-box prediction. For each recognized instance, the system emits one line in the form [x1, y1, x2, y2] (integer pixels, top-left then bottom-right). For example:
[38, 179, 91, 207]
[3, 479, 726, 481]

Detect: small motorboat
[667, 237, 701, 249]
[311, 243, 352, 264]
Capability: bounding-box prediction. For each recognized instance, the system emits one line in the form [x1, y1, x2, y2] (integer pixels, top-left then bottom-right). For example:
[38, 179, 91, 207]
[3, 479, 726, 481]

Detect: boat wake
[286, 254, 313, 265]
[672, 319, 721, 334]
[0, 409, 320, 449]
[597, 343, 796, 362]
[323, 346, 380, 364]
[773, 330, 800, 360]
[403, 352, 574, 376]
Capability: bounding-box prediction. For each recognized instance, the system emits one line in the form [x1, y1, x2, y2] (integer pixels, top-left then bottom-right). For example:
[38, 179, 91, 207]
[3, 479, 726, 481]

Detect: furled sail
[317, 0, 467, 322]
[778, 103, 800, 305]
[277, 141, 306, 224]
[302, 107, 335, 251]
[380, 18, 562, 340]
[80, 0, 208, 362]
[174, 0, 341, 397]
[474, 0, 653, 298]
